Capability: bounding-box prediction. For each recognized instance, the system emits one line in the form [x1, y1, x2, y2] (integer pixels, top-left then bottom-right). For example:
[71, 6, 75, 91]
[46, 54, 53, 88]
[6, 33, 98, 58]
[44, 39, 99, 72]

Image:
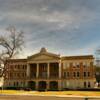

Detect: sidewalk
[0, 92, 100, 99]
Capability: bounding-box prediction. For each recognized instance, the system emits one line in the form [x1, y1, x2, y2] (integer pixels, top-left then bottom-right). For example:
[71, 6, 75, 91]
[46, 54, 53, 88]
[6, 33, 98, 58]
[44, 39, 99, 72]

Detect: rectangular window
[73, 62, 80, 68]
[15, 65, 17, 69]
[16, 82, 19, 86]
[24, 65, 26, 69]
[10, 73, 12, 77]
[63, 72, 70, 78]
[88, 72, 90, 77]
[76, 62, 80, 68]
[83, 62, 90, 67]
[88, 82, 91, 87]
[17, 73, 20, 77]
[73, 72, 76, 77]
[67, 72, 69, 77]
[22, 73, 24, 77]
[23, 65, 25, 69]
[64, 72, 67, 78]
[84, 72, 86, 77]
[84, 82, 86, 88]
[18, 65, 20, 69]
[77, 72, 80, 77]
[14, 82, 15, 86]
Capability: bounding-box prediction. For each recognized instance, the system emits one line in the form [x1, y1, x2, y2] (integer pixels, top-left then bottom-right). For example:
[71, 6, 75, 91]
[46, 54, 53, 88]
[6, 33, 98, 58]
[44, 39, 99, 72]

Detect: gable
[28, 54, 60, 61]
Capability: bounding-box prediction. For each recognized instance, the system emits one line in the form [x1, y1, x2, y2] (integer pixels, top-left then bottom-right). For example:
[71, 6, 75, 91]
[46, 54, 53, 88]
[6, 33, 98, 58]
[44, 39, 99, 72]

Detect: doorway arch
[50, 81, 58, 90]
[28, 81, 36, 90]
[38, 81, 47, 90]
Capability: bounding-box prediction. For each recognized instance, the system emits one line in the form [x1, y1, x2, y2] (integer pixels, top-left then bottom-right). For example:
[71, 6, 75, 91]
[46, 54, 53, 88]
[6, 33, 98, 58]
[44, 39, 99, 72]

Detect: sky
[0, 0, 100, 58]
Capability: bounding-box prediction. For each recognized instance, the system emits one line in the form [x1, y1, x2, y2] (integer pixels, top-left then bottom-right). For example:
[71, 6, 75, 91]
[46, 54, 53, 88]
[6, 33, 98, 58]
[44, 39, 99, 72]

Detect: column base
[36, 81, 38, 90]
[58, 81, 62, 91]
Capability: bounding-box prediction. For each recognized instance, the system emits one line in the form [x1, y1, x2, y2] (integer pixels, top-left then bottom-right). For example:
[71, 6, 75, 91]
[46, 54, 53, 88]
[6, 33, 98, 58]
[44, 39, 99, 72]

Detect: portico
[26, 48, 62, 90]
[27, 62, 61, 78]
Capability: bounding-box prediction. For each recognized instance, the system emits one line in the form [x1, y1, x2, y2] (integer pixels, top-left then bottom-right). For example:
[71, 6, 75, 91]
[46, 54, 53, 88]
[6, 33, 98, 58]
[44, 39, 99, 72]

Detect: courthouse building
[4, 47, 96, 90]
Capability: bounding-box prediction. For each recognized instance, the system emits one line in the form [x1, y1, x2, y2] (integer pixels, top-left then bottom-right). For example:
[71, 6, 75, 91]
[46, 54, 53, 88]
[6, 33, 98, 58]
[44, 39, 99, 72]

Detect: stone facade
[4, 48, 96, 90]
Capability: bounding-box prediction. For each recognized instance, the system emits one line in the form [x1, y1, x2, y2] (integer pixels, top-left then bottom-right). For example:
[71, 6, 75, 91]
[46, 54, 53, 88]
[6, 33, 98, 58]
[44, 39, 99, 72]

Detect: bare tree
[0, 26, 24, 78]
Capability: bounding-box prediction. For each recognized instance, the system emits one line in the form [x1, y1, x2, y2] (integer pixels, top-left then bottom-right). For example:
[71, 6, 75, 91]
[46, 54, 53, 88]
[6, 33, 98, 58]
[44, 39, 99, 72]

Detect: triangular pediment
[28, 53, 60, 61]
[32, 54, 56, 60]
[28, 47, 60, 61]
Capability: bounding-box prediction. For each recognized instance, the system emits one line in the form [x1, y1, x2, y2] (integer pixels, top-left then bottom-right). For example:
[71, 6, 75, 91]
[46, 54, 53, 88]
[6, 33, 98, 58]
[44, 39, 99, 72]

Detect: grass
[0, 90, 100, 96]
[0, 90, 28, 94]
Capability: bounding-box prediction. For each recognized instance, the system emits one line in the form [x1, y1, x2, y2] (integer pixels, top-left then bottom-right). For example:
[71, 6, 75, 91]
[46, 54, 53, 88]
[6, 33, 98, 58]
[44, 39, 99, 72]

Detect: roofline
[61, 55, 94, 60]
[7, 59, 27, 62]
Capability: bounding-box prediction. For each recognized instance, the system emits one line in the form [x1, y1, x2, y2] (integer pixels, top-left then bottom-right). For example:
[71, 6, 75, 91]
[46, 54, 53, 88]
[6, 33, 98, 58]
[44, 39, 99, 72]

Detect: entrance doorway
[38, 81, 47, 91]
[50, 81, 58, 90]
[28, 81, 36, 90]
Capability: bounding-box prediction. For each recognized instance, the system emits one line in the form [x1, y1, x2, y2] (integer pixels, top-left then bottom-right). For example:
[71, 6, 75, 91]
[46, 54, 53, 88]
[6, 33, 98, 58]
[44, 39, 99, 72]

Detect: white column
[47, 81, 49, 90]
[36, 81, 38, 90]
[59, 61, 62, 79]
[27, 63, 30, 77]
[47, 63, 50, 78]
[36, 63, 39, 78]
[58, 80, 62, 90]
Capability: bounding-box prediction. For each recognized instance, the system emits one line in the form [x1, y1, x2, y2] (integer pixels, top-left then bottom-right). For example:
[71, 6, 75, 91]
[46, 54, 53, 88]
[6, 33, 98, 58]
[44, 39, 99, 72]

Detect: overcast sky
[0, 0, 100, 58]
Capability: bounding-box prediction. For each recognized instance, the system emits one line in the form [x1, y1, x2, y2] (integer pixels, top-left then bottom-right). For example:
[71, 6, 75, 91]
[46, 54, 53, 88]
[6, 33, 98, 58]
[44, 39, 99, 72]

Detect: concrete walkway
[0, 93, 100, 99]
[0, 95, 100, 100]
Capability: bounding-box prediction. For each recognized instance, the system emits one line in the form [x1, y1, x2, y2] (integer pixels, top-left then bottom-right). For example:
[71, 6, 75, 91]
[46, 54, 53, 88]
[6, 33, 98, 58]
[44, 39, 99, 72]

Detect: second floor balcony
[29, 73, 59, 80]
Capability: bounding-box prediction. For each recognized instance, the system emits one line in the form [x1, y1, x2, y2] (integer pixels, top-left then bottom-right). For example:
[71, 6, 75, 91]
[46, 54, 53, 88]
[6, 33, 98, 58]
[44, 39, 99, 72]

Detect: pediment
[32, 55, 56, 60]
[28, 53, 60, 61]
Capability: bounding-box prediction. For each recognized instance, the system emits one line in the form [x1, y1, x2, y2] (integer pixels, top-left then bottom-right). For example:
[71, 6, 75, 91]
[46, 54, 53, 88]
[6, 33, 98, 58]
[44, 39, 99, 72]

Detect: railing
[28, 76, 59, 80]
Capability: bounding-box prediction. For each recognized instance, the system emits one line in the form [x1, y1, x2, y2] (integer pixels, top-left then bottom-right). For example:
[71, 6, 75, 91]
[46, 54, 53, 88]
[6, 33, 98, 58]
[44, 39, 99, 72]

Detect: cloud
[0, 0, 100, 57]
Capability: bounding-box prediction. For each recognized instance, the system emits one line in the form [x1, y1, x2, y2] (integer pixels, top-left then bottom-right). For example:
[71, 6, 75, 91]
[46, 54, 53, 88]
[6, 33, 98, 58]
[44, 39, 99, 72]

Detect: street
[0, 95, 100, 100]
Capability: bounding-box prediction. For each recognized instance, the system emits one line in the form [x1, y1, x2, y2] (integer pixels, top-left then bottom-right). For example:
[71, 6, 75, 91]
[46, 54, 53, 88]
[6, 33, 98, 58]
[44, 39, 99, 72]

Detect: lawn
[0, 90, 100, 97]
